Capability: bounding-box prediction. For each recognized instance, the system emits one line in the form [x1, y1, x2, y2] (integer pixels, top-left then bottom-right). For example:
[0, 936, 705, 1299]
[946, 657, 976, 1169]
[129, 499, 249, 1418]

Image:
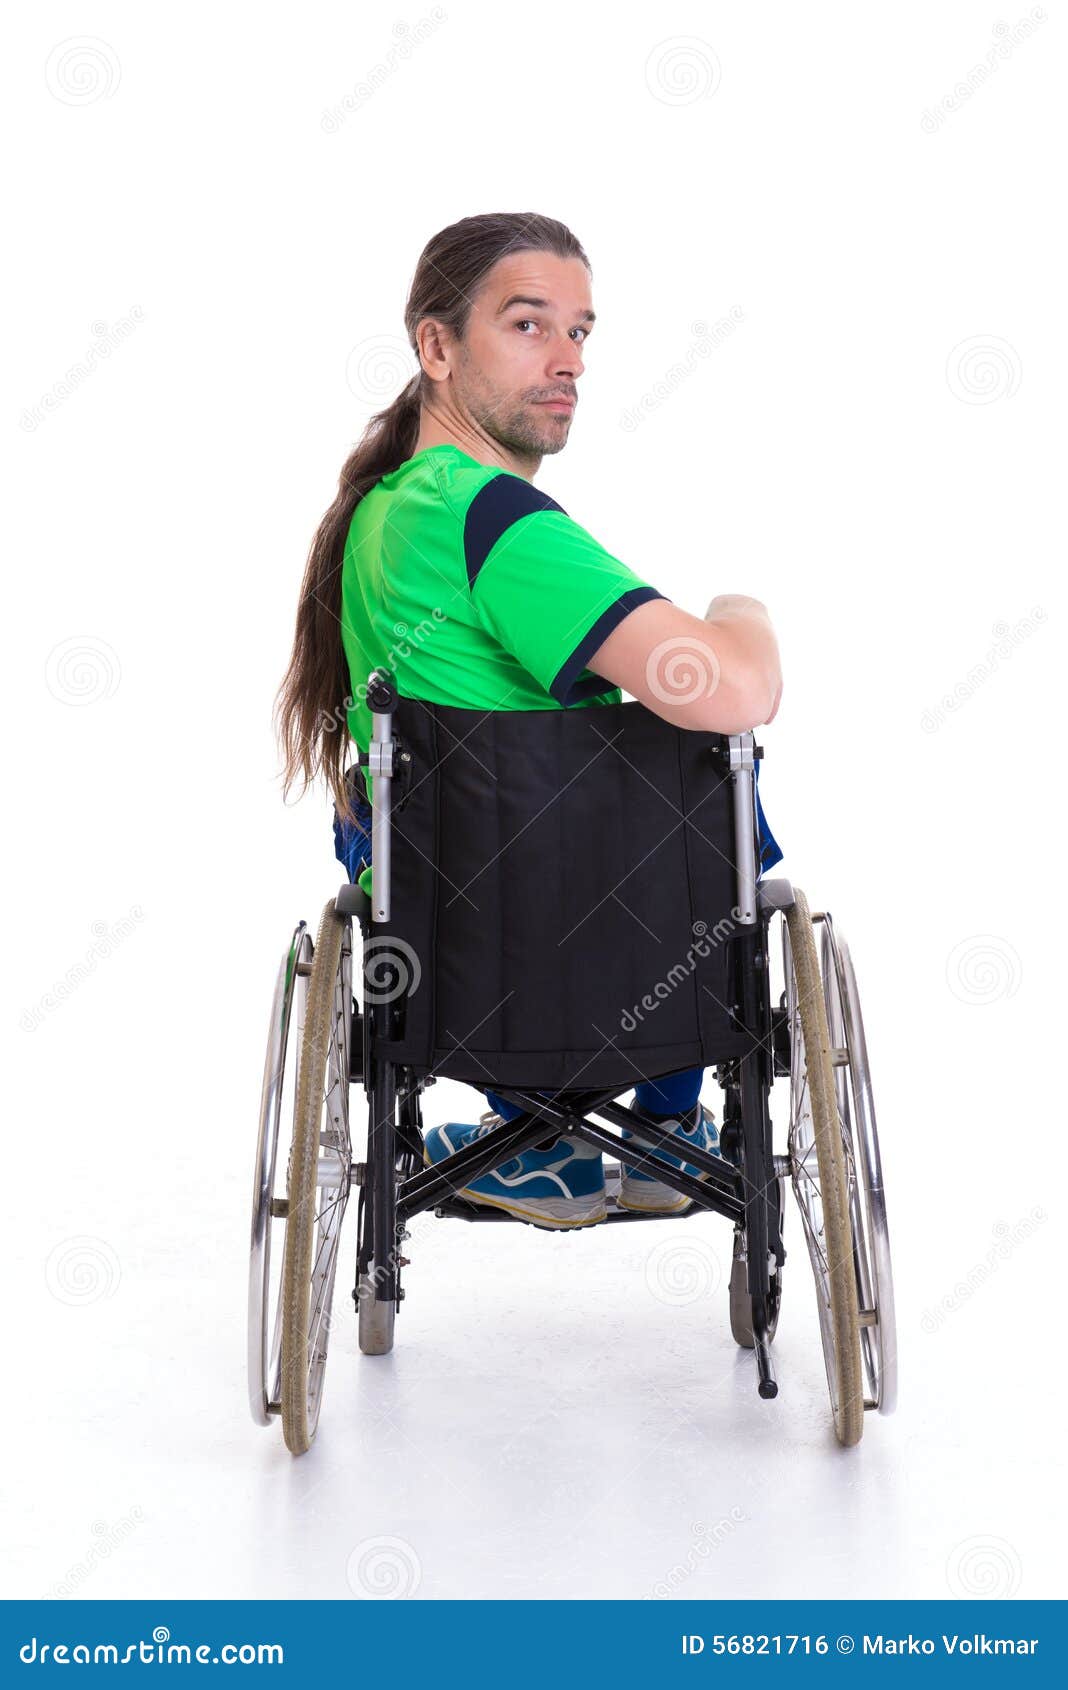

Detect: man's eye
[513, 320, 590, 342]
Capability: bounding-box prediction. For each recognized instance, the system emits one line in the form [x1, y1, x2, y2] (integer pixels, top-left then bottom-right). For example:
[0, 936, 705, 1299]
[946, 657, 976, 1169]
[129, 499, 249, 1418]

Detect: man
[325, 213, 783, 1227]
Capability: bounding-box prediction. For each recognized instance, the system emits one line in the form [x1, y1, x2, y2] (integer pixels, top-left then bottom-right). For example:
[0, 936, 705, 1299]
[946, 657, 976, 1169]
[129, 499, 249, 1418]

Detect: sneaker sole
[422, 1148, 606, 1229]
[618, 1177, 693, 1215]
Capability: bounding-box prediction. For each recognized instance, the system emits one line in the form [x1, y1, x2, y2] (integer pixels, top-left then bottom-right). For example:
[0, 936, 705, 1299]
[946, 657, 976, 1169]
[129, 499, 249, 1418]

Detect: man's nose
[546, 331, 582, 379]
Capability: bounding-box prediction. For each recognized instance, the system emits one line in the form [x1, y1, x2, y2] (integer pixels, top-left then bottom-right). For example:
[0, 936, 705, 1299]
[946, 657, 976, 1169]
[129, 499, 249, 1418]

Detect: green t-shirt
[339, 442, 670, 899]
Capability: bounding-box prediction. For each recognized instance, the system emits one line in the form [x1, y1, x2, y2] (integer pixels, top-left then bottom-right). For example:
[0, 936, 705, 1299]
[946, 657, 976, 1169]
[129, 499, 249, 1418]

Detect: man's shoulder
[426, 449, 548, 524]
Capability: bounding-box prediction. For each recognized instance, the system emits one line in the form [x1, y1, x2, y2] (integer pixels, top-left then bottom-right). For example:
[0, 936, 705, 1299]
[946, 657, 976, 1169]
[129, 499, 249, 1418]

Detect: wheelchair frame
[250, 669, 897, 1454]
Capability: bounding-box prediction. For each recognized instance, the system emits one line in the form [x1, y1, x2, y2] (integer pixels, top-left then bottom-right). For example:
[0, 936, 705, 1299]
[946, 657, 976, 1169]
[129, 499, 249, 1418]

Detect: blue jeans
[332, 759, 783, 1127]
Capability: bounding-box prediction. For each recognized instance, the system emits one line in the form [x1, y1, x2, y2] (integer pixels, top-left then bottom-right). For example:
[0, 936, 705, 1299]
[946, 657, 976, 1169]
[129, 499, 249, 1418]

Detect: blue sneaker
[423, 1117, 607, 1229]
[619, 1101, 725, 1214]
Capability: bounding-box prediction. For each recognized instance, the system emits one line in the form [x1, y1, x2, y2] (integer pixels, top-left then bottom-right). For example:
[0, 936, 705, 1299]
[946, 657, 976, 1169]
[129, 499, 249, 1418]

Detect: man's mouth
[533, 396, 576, 412]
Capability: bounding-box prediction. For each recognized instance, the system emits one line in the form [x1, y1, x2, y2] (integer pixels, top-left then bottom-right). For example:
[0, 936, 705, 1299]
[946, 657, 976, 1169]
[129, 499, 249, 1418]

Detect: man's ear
[416, 317, 453, 386]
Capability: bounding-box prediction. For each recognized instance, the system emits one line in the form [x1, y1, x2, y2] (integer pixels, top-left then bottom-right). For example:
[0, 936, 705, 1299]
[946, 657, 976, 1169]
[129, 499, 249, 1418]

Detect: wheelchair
[249, 667, 897, 1455]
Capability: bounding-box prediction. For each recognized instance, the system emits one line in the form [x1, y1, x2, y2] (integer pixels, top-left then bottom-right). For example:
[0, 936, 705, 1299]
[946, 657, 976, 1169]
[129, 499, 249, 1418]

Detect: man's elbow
[684, 677, 775, 735]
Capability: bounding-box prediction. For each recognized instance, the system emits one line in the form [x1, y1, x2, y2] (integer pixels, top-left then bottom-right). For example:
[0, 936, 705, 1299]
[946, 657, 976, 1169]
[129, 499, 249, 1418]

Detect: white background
[4, 1, 1064, 1602]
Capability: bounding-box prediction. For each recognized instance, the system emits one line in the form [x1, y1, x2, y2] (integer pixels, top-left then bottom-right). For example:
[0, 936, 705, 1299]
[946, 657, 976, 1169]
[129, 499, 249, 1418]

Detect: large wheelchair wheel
[818, 912, 897, 1414]
[781, 887, 865, 1446]
[277, 898, 354, 1454]
[248, 921, 312, 1430]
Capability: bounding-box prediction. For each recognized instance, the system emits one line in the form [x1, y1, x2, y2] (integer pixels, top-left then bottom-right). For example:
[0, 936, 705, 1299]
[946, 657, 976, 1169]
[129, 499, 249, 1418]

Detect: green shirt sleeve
[463, 476, 670, 707]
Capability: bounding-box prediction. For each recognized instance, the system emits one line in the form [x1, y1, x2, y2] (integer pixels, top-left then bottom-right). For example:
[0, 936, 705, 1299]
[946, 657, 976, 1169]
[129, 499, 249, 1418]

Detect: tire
[819, 916, 898, 1413]
[279, 898, 354, 1454]
[783, 887, 865, 1447]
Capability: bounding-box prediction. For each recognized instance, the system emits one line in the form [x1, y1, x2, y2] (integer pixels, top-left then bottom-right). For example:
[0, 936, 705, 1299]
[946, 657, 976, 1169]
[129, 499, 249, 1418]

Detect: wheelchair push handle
[365, 668, 398, 714]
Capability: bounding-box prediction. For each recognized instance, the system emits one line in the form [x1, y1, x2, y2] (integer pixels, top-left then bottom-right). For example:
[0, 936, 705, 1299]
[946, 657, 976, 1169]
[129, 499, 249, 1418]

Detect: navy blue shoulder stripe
[463, 473, 568, 591]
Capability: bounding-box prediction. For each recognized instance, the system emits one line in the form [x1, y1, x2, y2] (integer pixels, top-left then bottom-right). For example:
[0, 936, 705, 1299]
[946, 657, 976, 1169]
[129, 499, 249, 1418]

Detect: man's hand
[703, 592, 771, 624]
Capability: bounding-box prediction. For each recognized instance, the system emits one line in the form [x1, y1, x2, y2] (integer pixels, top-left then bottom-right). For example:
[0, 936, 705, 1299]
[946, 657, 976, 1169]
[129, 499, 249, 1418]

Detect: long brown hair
[274, 210, 590, 826]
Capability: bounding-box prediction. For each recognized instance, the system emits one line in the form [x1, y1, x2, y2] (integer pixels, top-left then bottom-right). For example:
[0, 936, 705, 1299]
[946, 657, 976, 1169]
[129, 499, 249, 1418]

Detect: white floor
[8, 1062, 1060, 1603]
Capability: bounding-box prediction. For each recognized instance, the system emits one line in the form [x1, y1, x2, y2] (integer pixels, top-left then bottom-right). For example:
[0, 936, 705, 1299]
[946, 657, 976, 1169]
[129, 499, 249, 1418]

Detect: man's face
[447, 251, 594, 457]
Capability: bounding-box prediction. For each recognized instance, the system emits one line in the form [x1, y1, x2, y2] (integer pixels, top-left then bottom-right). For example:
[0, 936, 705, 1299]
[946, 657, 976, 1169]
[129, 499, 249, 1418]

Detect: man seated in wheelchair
[277, 211, 783, 1231]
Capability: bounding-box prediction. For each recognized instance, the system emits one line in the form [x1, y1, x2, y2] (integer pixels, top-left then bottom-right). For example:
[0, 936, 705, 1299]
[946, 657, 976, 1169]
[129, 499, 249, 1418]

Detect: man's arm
[586, 595, 782, 734]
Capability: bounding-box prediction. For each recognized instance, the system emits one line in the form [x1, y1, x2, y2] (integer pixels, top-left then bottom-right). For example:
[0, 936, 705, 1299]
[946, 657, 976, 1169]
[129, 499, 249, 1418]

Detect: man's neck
[413, 419, 540, 482]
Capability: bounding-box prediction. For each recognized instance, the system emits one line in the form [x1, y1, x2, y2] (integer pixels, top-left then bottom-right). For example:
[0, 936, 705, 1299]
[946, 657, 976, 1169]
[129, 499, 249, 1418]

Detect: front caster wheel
[356, 1270, 397, 1355]
[728, 1227, 783, 1349]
